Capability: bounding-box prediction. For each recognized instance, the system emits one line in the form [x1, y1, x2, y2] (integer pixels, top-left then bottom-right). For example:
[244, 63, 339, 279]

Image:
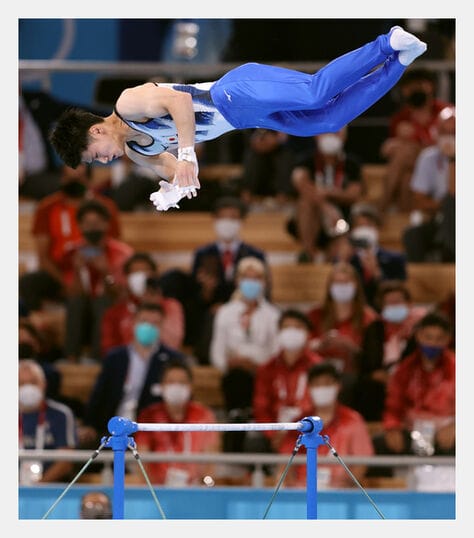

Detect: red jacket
[383, 348, 455, 431]
[253, 348, 323, 439]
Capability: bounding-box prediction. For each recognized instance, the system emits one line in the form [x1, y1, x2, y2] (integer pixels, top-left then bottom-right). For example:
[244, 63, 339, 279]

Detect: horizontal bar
[137, 421, 303, 432]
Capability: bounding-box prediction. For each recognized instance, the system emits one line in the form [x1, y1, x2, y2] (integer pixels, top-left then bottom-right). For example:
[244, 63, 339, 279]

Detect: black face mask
[406, 90, 429, 108]
[82, 229, 105, 245]
[60, 181, 87, 198]
[19, 343, 36, 359]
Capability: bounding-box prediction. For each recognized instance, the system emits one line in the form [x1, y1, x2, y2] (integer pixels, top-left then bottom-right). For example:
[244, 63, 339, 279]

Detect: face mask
[60, 180, 87, 198]
[239, 278, 263, 300]
[437, 134, 455, 157]
[407, 90, 429, 108]
[214, 218, 241, 241]
[277, 327, 307, 351]
[162, 383, 191, 406]
[19, 343, 35, 359]
[382, 304, 409, 323]
[317, 133, 343, 155]
[351, 225, 379, 249]
[82, 229, 105, 245]
[19, 384, 43, 410]
[127, 271, 148, 297]
[330, 282, 356, 303]
[134, 322, 160, 347]
[419, 344, 444, 360]
[310, 385, 338, 407]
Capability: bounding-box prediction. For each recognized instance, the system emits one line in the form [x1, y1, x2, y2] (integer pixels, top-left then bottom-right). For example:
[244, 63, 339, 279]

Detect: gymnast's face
[82, 125, 124, 165]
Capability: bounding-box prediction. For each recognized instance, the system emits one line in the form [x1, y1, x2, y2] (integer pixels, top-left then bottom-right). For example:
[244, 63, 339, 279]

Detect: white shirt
[210, 298, 281, 372]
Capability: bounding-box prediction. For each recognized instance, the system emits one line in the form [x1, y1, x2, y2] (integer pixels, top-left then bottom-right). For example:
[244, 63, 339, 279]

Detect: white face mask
[127, 271, 148, 297]
[162, 383, 191, 407]
[19, 384, 43, 410]
[277, 327, 307, 351]
[382, 304, 409, 323]
[330, 282, 356, 303]
[214, 218, 241, 241]
[317, 134, 343, 155]
[351, 225, 379, 248]
[310, 385, 338, 407]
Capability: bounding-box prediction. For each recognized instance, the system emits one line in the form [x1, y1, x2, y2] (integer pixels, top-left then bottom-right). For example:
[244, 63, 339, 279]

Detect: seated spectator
[251, 309, 324, 457]
[347, 202, 408, 308]
[134, 359, 220, 486]
[379, 68, 452, 212]
[78, 302, 187, 448]
[161, 196, 269, 362]
[353, 280, 428, 421]
[31, 163, 121, 286]
[100, 252, 185, 357]
[372, 311, 455, 476]
[80, 491, 112, 519]
[402, 106, 456, 262]
[19, 269, 66, 359]
[239, 129, 298, 205]
[19, 359, 77, 484]
[57, 199, 134, 362]
[278, 362, 374, 489]
[210, 256, 280, 451]
[286, 125, 363, 263]
[306, 261, 378, 406]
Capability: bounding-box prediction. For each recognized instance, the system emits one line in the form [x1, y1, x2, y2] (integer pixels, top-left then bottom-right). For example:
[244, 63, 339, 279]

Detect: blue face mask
[239, 278, 263, 300]
[419, 344, 444, 360]
[134, 322, 159, 347]
[382, 304, 409, 323]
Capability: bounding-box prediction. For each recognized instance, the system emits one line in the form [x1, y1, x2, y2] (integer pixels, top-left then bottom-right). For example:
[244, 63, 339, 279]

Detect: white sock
[398, 41, 428, 66]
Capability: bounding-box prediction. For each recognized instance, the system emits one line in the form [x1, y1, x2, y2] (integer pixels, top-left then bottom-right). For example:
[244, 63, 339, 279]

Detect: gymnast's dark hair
[49, 107, 105, 168]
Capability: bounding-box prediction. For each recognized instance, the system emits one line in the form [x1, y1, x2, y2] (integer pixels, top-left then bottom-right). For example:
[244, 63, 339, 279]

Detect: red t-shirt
[32, 192, 121, 263]
[389, 99, 452, 147]
[135, 401, 219, 485]
[279, 404, 374, 488]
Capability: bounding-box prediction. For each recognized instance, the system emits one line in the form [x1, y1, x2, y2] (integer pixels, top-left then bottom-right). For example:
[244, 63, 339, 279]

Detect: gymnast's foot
[389, 26, 427, 65]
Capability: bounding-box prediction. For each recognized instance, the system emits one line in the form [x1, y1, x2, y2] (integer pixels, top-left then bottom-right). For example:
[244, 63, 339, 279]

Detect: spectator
[348, 202, 407, 308]
[239, 129, 298, 205]
[278, 362, 374, 489]
[19, 359, 77, 484]
[161, 195, 269, 362]
[19, 319, 62, 399]
[31, 163, 121, 286]
[372, 311, 455, 475]
[251, 309, 324, 456]
[210, 256, 280, 451]
[19, 269, 66, 360]
[402, 106, 456, 262]
[78, 302, 187, 448]
[57, 199, 134, 362]
[80, 491, 112, 519]
[287, 125, 363, 263]
[353, 280, 428, 421]
[379, 68, 452, 212]
[306, 261, 378, 405]
[100, 252, 185, 357]
[134, 359, 220, 486]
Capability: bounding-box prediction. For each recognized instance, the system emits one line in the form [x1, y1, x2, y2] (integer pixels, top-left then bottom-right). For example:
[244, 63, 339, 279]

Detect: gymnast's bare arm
[117, 83, 198, 188]
[124, 146, 178, 181]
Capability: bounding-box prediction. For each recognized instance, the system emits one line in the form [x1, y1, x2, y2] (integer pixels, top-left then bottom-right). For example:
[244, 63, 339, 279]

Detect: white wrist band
[178, 146, 196, 162]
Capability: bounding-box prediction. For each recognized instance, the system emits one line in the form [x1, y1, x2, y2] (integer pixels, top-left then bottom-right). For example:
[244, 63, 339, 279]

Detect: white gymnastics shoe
[389, 26, 427, 65]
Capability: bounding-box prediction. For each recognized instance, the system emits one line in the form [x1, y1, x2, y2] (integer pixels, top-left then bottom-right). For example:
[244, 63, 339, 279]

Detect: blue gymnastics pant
[210, 31, 406, 136]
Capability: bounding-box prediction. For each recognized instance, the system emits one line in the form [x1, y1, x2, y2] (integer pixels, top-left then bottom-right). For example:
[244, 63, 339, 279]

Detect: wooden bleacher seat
[361, 163, 386, 204]
[269, 262, 455, 306]
[55, 362, 224, 410]
[199, 163, 243, 182]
